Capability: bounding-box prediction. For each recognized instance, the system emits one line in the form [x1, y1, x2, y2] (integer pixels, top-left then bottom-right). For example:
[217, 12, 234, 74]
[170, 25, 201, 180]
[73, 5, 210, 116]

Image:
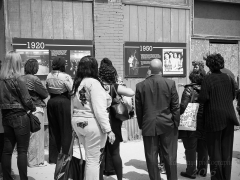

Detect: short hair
[204, 53, 224, 72]
[24, 59, 39, 75]
[0, 51, 22, 78]
[99, 58, 118, 84]
[189, 68, 206, 85]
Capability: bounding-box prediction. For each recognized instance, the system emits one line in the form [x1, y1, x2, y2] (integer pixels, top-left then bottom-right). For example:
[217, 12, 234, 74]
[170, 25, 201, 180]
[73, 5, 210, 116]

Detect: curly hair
[24, 58, 39, 75]
[204, 53, 224, 72]
[189, 68, 206, 85]
[99, 58, 118, 84]
[72, 56, 104, 96]
[192, 60, 204, 70]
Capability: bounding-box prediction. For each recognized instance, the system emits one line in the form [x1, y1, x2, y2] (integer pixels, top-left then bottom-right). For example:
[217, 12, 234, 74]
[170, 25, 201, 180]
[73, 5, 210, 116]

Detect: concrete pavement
[10, 130, 240, 180]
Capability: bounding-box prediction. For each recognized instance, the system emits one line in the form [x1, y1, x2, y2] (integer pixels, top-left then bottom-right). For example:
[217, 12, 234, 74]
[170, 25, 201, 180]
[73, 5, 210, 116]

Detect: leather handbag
[4, 79, 41, 133]
[54, 131, 85, 180]
[110, 85, 129, 121]
[179, 90, 199, 131]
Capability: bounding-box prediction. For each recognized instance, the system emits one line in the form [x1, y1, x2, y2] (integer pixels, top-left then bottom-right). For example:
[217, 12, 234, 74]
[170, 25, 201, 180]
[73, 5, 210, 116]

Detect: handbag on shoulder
[54, 131, 85, 180]
[4, 79, 41, 133]
[110, 85, 129, 122]
[179, 90, 199, 131]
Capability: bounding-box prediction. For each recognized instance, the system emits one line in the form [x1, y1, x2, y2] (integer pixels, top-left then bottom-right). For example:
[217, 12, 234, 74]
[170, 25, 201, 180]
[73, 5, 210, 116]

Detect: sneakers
[180, 172, 196, 179]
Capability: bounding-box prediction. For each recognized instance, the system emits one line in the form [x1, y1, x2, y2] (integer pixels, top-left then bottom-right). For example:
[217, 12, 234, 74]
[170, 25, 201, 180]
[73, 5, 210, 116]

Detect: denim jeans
[2, 114, 30, 180]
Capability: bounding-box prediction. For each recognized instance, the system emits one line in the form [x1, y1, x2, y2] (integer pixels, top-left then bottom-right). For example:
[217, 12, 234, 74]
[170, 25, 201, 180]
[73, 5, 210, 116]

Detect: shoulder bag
[4, 79, 41, 133]
[110, 85, 129, 121]
[179, 90, 199, 131]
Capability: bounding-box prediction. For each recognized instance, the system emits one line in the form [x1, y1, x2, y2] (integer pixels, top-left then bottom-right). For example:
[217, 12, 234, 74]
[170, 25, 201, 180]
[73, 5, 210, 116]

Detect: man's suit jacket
[135, 75, 180, 136]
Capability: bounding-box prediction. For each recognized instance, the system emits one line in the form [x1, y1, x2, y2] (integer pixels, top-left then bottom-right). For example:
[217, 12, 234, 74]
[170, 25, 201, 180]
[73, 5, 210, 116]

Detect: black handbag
[110, 85, 129, 122]
[54, 131, 85, 180]
[4, 79, 41, 133]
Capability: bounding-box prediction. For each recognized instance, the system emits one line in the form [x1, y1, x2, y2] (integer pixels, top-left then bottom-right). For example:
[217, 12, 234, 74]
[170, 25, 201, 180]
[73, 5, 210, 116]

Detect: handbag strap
[111, 84, 123, 101]
[68, 131, 76, 156]
[190, 89, 196, 103]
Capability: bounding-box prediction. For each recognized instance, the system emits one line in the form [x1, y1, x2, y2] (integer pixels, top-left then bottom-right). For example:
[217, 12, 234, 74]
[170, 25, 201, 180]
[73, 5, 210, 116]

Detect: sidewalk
[11, 130, 240, 180]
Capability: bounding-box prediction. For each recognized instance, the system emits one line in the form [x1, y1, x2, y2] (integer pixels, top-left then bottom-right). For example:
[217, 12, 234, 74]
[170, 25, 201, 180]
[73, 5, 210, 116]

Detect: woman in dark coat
[198, 53, 237, 180]
[99, 58, 135, 180]
[179, 66, 207, 179]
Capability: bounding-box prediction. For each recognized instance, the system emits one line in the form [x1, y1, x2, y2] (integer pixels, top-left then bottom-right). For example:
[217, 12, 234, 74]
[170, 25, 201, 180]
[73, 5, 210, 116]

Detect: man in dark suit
[135, 59, 180, 180]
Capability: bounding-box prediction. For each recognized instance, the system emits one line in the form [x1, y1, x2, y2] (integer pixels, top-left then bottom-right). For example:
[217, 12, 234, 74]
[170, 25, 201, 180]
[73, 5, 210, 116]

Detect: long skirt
[27, 107, 45, 167]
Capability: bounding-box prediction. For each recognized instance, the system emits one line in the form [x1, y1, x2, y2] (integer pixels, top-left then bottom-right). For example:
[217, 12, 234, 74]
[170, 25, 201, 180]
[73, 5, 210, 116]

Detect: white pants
[72, 117, 107, 180]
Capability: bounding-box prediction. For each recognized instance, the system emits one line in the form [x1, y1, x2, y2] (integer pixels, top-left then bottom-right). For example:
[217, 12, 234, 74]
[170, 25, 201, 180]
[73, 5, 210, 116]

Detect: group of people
[136, 53, 239, 180]
[163, 51, 183, 71]
[0, 51, 135, 180]
[0, 51, 239, 180]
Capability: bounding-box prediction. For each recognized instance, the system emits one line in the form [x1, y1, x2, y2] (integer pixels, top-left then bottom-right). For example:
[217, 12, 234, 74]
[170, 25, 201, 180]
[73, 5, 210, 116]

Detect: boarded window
[194, 0, 240, 37]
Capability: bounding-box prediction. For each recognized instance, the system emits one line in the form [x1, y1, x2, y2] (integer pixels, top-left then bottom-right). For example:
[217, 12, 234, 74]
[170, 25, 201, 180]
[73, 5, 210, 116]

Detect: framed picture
[124, 41, 187, 78]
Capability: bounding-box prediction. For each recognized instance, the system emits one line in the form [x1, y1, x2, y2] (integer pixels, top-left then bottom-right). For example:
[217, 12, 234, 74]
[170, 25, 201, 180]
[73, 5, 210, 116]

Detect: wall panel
[123, 5, 190, 140]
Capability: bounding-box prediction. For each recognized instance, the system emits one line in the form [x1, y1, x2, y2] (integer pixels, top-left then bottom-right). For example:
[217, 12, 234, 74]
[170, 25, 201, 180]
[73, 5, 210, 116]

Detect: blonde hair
[0, 51, 22, 79]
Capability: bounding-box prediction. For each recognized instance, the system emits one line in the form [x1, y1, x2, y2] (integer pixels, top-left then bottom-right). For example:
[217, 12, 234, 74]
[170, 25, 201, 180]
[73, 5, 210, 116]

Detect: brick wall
[94, 0, 124, 77]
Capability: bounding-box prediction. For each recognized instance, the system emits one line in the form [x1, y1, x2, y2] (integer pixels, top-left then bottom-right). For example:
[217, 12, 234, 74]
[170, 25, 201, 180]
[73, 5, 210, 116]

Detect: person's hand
[107, 131, 115, 144]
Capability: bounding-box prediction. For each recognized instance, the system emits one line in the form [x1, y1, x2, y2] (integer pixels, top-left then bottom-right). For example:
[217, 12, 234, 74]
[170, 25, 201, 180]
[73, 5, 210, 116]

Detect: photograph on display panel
[162, 49, 184, 75]
[16, 49, 49, 75]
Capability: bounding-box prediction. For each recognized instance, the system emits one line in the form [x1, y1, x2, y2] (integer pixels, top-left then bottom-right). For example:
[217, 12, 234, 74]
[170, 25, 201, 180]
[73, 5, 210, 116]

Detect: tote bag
[54, 131, 85, 180]
[179, 91, 199, 131]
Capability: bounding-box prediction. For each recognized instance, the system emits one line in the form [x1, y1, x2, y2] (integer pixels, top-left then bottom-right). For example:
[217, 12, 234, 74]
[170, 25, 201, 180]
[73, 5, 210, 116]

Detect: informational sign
[12, 38, 93, 77]
[124, 41, 187, 78]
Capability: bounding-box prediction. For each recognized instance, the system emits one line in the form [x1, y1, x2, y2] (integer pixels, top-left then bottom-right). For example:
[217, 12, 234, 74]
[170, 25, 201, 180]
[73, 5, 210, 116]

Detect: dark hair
[72, 56, 104, 96]
[99, 58, 118, 84]
[24, 58, 39, 75]
[189, 68, 206, 85]
[204, 53, 224, 72]
[52, 56, 66, 72]
[192, 60, 204, 69]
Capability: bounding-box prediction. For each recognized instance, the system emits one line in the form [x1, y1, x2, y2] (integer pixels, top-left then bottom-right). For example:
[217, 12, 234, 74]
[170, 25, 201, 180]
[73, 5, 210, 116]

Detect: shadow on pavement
[233, 151, 240, 158]
[124, 159, 147, 171]
[123, 171, 150, 180]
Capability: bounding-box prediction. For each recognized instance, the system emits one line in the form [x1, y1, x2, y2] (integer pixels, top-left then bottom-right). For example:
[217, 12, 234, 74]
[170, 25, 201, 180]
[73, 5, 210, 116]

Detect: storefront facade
[0, 0, 240, 141]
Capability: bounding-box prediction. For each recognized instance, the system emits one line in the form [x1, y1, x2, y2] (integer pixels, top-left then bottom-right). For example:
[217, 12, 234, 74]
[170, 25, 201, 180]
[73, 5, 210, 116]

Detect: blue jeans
[2, 114, 30, 180]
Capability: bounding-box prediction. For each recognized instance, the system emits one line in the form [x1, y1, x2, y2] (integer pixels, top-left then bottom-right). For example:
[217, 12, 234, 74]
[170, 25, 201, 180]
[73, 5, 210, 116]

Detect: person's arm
[198, 77, 209, 104]
[135, 84, 143, 129]
[170, 82, 180, 127]
[117, 85, 135, 97]
[16, 76, 36, 112]
[180, 87, 191, 115]
[90, 81, 112, 133]
[34, 77, 48, 99]
[64, 74, 73, 93]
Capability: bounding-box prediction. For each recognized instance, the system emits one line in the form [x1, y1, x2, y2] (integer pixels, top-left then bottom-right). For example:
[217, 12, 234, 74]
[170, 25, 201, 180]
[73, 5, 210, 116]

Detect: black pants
[182, 137, 197, 175]
[47, 94, 72, 164]
[0, 133, 4, 163]
[197, 138, 208, 175]
[100, 139, 122, 180]
[207, 124, 234, 180]
[143, 127, 178, 180]
[2, 114, 30, 180]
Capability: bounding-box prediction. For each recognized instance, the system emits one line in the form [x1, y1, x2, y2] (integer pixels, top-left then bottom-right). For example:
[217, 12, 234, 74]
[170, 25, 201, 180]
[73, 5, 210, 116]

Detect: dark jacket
[180, 83, 204, 131]
[22, 74, 48, 107]
[135, 74, 180, 136]
[0, 75, 36, 113]
[198, 71, 237, 132]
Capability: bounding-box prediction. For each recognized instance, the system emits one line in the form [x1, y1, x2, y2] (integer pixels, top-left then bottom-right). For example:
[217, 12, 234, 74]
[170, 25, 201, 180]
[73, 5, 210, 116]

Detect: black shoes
[180, 172, 196, 179]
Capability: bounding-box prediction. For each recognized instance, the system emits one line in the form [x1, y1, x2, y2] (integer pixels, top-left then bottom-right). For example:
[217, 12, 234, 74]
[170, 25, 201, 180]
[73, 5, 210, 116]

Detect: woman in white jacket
[71, 56, 115, 180]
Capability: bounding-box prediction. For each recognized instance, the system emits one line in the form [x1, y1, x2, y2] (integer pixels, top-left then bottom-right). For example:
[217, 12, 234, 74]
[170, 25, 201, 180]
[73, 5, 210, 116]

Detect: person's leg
[14, 114, 30, 180]
[142, 136, 161, 180]
[181, 137, 197, 177]
[2, 123, 16, 180]
[221, 124, 234, 180]
[197, 138, 208, 176]
[159, 127, 178, 180]
[207, 130, 224, 180]
[0, 133, 4, 175]
[107, 140, 122, 180]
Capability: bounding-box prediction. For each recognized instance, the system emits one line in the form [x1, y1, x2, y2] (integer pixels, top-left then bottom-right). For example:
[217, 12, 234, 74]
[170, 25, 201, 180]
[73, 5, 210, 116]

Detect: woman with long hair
[22, 59, 48, 167]
[46, 56, 73, 164]
[71, 56, 115, 180]
[99, 58, 135, 180]
[0, 51, 36, 180]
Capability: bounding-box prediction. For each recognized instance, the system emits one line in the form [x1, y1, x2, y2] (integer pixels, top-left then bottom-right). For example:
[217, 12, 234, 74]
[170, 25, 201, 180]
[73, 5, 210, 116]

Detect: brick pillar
[94, 0, 124, 77]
